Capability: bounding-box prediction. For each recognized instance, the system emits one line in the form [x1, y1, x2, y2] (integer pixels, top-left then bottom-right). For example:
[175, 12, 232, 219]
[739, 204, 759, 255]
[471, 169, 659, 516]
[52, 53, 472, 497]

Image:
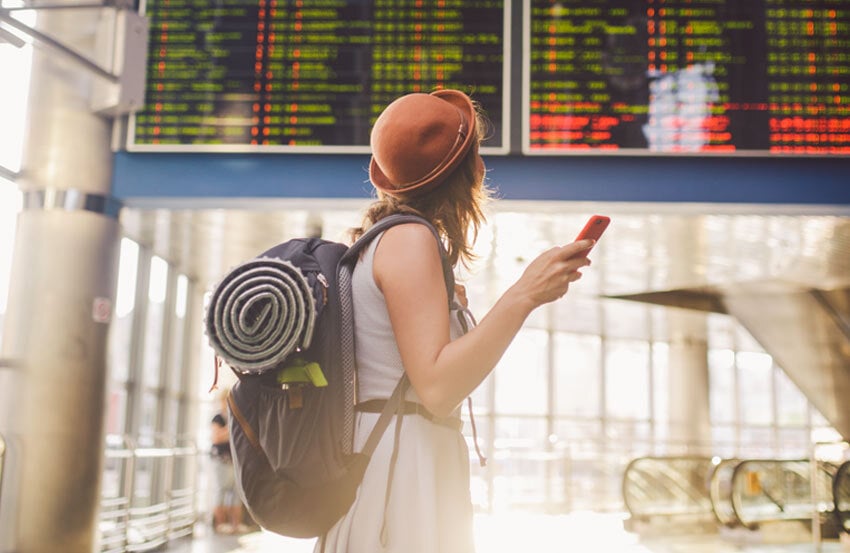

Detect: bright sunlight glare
[220, 512, 652, 553]
[0, 181, 23, 315]
[0, 3, 35, 174]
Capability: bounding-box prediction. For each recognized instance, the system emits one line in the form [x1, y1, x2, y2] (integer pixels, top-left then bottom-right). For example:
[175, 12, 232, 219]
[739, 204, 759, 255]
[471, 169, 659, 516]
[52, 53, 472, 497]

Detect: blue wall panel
[112, 152, 850, 206]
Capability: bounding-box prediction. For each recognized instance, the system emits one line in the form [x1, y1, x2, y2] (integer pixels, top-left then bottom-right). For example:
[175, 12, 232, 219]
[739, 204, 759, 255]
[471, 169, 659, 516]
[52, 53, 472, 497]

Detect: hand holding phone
[573, 215, 610, 257]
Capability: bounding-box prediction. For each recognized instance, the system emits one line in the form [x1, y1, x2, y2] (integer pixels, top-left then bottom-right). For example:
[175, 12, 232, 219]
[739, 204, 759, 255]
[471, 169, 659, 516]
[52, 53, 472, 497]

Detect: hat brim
[370, 89, 478, 197]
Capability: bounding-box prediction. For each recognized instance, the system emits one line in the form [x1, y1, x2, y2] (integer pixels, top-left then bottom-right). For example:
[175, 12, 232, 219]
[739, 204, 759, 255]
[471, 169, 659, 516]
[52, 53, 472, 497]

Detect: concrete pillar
[0, 5, 120, 552]
[667, 312, 711, 450]
[665, 217, 712, 452]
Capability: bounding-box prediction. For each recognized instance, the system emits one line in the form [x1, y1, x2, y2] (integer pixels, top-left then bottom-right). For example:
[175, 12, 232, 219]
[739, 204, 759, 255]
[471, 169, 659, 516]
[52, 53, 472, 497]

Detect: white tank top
[350, 229, 465, 404]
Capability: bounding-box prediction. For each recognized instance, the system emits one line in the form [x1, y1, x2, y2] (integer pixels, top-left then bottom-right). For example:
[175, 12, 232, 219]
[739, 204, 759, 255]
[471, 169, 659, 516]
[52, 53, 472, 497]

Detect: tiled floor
[164, 513, 849, 553]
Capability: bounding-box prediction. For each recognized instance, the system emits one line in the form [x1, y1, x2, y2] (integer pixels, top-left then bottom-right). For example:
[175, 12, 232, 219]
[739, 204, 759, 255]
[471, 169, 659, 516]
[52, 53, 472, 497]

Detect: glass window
[552, 296, 602, 335]
[777, 428, 809, 457]
[0, 183, 22, 351]
[494, 328, 548, 415]
[553, 419, 602, 446]
[708, 348, 736, 424]
[605, 339, 650, 420]
[105, 388, 128, 436]
[469, 372, 493, 415]
[174, 273, 188, 318]
[168, 315, 186, 393]
[606, 421, 652, 449]
[737, 351, 773, 426]
[0, 17, 34, 174]
[490, 213, 550, 293]
[652, 342, 669, 442]
[710, 424, 737, 458]
[165, 397, 180, 437]
[493, 416, 547, 451]
[602, 297, 650, 341]
[140, 391, 158, 437]
[142, 256, 169, 389]
[491, 416, 548, 510]
[707, 313, 735, 350]
[600, 216, 648, 294]
[108, 238, 140, 382]
[168, 275, 189, 393]
[775, 366, 808, 427]
[553, 333, 600, 418]
[739, 426, 775, 457]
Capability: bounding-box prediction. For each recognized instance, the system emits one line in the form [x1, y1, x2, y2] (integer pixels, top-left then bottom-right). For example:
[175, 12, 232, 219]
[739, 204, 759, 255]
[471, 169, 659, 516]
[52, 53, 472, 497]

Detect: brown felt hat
[369, 89, 477, 197]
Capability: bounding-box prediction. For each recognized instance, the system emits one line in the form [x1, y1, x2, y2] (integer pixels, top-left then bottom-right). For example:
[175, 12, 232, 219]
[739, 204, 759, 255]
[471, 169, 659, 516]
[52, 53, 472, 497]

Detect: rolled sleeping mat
[205, 257, 316, 374]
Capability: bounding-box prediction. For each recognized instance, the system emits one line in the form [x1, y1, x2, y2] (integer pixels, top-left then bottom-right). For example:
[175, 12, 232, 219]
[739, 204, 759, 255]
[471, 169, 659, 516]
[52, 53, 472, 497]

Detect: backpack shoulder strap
[336, 214, 455, 456]
[358, 374, 410, 458]
[339, 214, 455, 306]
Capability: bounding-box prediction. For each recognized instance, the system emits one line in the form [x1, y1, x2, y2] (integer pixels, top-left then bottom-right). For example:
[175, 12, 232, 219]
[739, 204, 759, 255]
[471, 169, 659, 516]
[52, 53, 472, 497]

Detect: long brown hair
[350, 113, 493, 269]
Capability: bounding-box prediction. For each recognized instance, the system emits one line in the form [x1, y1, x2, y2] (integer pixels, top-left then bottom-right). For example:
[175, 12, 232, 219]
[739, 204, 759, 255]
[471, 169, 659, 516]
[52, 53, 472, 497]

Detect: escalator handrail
[708, 458, 741, 527]
[622, 455, 714, 518]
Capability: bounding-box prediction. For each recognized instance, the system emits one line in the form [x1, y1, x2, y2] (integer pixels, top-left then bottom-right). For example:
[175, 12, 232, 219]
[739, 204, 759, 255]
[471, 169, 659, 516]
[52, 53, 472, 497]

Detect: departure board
[129, 0, 509, 153]
[525, 0, 850, 156]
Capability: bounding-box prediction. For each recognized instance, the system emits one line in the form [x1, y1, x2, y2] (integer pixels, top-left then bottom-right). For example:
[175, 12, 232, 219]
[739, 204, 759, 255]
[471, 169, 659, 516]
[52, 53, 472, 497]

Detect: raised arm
[374, 223, 594, 418]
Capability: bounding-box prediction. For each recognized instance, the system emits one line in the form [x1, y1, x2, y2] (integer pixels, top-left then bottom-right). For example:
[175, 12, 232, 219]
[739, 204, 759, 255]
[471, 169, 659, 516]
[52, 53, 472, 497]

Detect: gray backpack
[204, 214, 455, 538]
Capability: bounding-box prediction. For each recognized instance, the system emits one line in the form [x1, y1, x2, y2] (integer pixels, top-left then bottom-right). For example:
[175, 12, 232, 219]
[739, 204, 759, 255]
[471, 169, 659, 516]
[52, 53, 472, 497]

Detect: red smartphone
[573, 215, 610, 256]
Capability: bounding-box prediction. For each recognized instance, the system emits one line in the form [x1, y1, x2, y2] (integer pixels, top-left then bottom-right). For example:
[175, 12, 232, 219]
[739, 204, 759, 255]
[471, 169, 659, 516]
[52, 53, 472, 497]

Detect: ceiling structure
[119, 200, 850, 296]
[120, 200, 850, 438]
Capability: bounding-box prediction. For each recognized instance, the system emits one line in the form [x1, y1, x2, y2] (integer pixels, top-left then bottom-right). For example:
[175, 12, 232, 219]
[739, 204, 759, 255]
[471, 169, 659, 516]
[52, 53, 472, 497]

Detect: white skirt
[316, 411, 475, 553]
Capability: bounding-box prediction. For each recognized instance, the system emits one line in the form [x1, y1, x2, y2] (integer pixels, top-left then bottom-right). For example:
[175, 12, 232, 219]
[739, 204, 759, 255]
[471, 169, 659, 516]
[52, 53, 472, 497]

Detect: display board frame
[126, 0, 513, 155]
[521, 0, 850, 157]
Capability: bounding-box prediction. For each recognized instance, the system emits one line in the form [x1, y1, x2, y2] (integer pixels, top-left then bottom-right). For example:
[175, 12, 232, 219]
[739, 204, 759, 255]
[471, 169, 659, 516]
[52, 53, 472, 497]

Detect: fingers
[554, 255, 588, 297]
[562, 252, 592, 274]
[454, 284, 469, 308]
[559, 239, 595, 259]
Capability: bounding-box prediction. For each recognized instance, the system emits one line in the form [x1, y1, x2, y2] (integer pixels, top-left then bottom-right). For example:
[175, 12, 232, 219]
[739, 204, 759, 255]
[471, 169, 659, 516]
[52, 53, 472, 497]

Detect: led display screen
[129, 0, 509, 152]
[525, 0, 850, 155]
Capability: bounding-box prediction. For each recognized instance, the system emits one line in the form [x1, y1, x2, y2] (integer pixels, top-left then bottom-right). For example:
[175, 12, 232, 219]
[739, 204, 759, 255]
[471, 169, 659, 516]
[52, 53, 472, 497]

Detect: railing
[621, 456, 717, 528]
[835, 460, 850, 535]
[100, 435, 134, 553]
[708, 457, 741, 527]
[99, 434, 199, 553]
[475, 439, 720, 514]
[730, 459, 836, 530]
[471, 435, 792, 516]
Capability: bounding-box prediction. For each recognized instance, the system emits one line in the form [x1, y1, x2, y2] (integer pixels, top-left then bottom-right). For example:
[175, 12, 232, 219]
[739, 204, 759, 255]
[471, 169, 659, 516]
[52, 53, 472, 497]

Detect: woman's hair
[351, 110, 493, 269]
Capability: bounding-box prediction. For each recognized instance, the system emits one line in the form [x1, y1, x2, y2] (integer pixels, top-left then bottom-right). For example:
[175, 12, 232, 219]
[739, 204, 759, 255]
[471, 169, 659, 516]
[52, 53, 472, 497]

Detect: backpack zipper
[316, 273, 329, 306]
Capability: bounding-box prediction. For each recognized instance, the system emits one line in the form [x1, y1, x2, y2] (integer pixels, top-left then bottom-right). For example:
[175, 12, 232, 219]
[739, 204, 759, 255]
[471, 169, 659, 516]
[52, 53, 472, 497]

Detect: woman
[318, 89, 594, 552]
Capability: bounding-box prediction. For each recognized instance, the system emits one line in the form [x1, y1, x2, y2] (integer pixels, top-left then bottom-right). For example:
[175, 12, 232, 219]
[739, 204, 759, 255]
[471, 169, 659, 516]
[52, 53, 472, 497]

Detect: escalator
[622, 456, 717, 532]
[836, 461, 850, 536]
[625, 456, 847, 539]
[729, 459, 837, 535]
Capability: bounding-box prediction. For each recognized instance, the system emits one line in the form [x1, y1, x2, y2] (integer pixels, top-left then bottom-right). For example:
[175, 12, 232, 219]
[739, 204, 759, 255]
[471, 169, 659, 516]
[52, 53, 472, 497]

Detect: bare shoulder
[378, 221, 438, 253]
[373, 222, 442, 290]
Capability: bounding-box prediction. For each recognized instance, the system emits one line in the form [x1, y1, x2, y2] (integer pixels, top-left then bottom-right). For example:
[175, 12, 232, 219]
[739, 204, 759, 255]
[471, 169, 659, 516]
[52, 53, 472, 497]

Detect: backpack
[204, 214, 456, 538]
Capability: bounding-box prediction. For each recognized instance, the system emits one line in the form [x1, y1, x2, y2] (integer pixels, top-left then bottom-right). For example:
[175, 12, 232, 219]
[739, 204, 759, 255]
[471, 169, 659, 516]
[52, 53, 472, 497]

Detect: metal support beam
[0, 22, 25, 46]
[0, 8, 119, 82]
[0, 165, 20, 182]
[1, 2, 120, 10]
